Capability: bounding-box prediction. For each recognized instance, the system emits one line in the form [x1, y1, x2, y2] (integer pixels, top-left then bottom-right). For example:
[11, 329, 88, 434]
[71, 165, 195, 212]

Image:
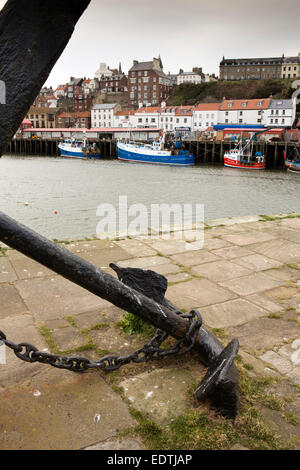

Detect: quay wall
[5, 139, 293, 169]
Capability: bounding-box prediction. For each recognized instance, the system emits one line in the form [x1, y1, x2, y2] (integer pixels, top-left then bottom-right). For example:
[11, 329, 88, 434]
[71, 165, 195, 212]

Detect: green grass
[118, 313, 156, 337]
[0, 247, 7, 257]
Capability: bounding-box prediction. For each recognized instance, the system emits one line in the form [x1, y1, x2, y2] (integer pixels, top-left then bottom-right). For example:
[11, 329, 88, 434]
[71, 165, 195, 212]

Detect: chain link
[0, 310, 202, 373]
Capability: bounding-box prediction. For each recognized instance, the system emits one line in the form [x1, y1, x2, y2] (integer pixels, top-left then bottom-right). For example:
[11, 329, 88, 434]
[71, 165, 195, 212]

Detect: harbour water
[0, 155, 299, 240]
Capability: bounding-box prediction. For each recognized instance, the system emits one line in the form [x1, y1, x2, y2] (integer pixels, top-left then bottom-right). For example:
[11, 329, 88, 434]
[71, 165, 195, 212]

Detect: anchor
[0, 0, 240, 419]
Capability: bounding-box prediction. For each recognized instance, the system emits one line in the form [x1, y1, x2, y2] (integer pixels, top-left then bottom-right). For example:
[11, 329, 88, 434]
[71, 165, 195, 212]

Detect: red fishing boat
[224, 138, 266, 170]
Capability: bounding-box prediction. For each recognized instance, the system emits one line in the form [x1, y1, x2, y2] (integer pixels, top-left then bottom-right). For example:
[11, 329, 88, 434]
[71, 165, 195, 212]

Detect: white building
[95, 63, 114, 80]
[159, 106, 177, 132]
[218, 99, 271, 126]
[265, 99, 297, 128]
[193, 103, 221, 130]
[134, 106, 161, 128]
[91, 103, 121, 128]
[177, 71, 203, 85]
[113, 110, 137, 128]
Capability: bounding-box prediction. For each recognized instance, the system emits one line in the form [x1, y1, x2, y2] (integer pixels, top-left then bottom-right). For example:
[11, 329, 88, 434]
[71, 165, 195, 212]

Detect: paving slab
[115, 239, 157, 257]
[260, 226, 300, 245]
[74, 245, 132, 268]
[168, 272, 192, 284]
[245, 293, 283, 313]
[7, 250, 53, 280]
[167, 278, 236, 310]
[249, 239, 300, 264]
[0, 283, 29, 319]
[15, 276, 111, 321]
[117, 255, 170, 269]
[264, 286, 298, 303]
[238, 350, 280, 378]
[233, 254, 282, 272]
[211, 245, 254, 260]
[148, 263, 181, 276]
[89, 327, 135, 356]
[139, 239, 197, 256]
[227, 318, 300, 354]
[51, 326, 88, 352]
[0, 373, 135, 450]
[259, 406, 300, 446]
[74, 306, 124, 329]
[220, 272, 283, 296]
[0, 257, 18, 284]
[191, 260, 252, 282]
[200, 237, 232, 251]
[260, 339, 300, 385]
[0, 314, 47, 387]
[221, 231, 275, 246]
[201, 298, 267, 329]
[264, 266, 300, 282]
[170, 250, 220, 267]
[279, 218, 300, 230]
[119, 368, 196, 426]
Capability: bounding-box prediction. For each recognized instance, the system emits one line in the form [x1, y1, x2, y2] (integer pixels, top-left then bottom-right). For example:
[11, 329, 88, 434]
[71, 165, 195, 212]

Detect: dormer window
[242, 102, 247, 107]
[228, 103, 233, 108]
[257, 102, 262, 107]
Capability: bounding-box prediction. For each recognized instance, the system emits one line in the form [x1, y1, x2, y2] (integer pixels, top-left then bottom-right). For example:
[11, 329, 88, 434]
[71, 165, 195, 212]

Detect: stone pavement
[0, 214, 300, 449]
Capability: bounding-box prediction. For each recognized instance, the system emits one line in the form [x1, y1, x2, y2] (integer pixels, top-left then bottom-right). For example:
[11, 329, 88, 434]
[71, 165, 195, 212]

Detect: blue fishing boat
[116, 135, 194, 166]
[58, 139, 101, 160]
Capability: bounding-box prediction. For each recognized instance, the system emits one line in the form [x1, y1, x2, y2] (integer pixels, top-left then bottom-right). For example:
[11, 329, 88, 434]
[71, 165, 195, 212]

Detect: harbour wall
[5, 139, 294, 169]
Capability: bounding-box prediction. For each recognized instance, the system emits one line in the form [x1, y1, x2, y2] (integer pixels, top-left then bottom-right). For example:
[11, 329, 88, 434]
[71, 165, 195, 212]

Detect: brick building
[128, 57, 171, 107]
[55, 112, 91, 129]
[66, 77, 93, 112]
[98, 74, 128, 94]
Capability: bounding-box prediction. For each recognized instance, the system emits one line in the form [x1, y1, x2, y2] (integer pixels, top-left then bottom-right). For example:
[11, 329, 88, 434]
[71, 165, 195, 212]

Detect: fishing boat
[58, 139, 101, 160]
[224, 137, 266, 170]
[116, 134, 194, 166]
[284, 143, 300, 174]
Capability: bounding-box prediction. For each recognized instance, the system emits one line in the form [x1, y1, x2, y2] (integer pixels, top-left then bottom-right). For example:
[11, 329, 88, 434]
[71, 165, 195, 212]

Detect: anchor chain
[0, 310, 202, 373]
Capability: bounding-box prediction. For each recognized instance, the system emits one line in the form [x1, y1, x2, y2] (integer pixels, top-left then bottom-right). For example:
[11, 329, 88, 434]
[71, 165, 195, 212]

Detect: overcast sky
[1, 0, 299, 88]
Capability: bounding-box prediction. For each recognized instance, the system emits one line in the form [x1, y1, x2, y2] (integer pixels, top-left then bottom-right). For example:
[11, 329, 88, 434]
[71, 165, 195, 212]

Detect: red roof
[22, 118, 32, 126]
[195, 103, 221, 111]
[220, 99, 271, 111]
[175, 106, 194, 116]
[137, 107, 161, 114]
[115, 110, 136, 116]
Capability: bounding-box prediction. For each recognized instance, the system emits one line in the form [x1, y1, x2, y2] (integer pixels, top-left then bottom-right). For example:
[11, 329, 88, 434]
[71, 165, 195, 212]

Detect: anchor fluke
[194, 339, 240, 418]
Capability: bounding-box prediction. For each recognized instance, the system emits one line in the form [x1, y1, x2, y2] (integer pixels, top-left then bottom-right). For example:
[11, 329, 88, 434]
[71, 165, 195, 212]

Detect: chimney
[133, 60, 138, 66]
